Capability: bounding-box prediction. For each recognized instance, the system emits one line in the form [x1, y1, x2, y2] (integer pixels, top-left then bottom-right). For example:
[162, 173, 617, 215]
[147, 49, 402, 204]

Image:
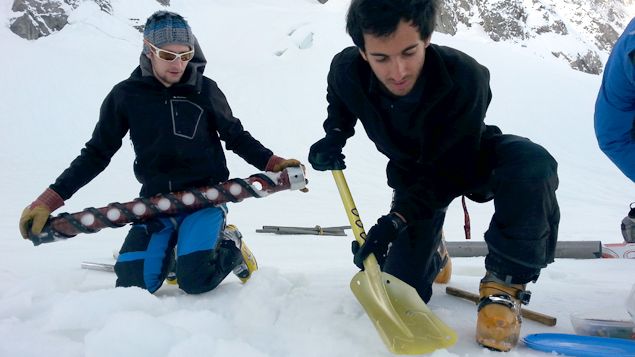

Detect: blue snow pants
[114, 206, 242, 294]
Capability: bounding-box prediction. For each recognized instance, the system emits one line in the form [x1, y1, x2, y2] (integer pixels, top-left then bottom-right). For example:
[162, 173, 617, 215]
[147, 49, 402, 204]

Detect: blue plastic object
[523, 333, 635, 357]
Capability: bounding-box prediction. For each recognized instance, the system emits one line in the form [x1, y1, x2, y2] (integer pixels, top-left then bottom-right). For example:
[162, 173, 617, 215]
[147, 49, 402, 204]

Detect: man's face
[360, 20, 430, 97]
[147, 43, 192, 87]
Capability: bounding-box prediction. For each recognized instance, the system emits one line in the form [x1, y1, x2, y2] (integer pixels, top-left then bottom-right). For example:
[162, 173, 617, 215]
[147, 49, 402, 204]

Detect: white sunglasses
[145, 40, 195, 62]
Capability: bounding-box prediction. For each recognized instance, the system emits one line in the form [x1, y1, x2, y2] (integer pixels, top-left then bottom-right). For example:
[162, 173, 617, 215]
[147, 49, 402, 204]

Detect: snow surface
[1, 0, 634, 356]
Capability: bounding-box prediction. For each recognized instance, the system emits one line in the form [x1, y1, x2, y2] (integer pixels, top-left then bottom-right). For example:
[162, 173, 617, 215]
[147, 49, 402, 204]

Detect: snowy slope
[1, 0, 634, 356]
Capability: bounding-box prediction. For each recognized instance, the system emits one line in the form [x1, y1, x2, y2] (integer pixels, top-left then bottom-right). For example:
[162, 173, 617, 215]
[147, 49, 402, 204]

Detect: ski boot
[476, 273, 531, 352]
[223, 224, 258, 283]
[434, 233, 452, 284]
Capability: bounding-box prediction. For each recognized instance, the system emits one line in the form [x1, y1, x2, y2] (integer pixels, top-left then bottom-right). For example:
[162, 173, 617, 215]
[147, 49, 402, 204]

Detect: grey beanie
[143, 11, 194, 53]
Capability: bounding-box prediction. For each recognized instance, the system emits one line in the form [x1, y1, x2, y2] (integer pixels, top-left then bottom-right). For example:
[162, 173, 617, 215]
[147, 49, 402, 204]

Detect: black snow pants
[385, 135, 560, 303]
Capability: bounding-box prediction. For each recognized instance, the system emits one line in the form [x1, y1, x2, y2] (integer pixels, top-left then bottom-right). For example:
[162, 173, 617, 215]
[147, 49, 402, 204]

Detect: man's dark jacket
[322, 45, 502, 220]
[51, 40, 273, 199]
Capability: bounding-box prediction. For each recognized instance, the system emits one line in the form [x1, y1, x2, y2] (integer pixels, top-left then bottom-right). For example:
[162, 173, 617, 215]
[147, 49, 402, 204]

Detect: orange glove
[19, 188, 64, 239]
[266, 155, 309, 192]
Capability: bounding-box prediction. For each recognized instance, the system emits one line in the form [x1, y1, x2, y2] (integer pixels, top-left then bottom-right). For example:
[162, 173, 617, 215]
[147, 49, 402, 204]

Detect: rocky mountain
[9, 0, 113, 39]
[436, 0, 634, 74]
[6, 0, 634, 74]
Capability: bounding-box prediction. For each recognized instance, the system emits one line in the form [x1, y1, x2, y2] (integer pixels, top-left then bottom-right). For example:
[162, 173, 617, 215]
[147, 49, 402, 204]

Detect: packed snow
[1, 0, 634, 356]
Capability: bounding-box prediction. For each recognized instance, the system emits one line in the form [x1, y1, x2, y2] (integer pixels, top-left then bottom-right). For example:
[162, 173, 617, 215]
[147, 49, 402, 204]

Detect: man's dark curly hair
[346, 0, 439, 51]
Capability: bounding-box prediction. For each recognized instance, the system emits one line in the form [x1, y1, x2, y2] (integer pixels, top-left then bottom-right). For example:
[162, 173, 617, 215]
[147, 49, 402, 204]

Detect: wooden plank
[446, 286, 557, 326]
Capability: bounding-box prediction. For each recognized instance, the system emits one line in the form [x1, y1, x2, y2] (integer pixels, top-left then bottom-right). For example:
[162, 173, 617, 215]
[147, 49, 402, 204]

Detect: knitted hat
[143, 11, 194, 53]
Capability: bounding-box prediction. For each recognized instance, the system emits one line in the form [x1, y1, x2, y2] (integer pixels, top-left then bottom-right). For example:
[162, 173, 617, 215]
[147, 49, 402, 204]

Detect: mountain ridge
[7, 0, 634, 74]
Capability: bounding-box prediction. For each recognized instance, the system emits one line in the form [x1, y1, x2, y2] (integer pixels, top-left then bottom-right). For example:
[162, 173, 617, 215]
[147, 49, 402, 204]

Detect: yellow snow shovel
[332, 170, 457, 354]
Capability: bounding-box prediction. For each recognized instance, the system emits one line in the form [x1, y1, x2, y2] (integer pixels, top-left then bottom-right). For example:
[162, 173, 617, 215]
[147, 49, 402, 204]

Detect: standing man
[595, 17, 635, 183]
[594, 18, 635, 243]
[19, 11, 305, 295]
[308, 0, 559, 351]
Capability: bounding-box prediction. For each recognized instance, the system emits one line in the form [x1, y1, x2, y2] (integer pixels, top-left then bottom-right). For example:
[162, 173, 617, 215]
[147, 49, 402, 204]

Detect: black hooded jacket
[322, 45, 502, 217]
[51, 40, 274, 198]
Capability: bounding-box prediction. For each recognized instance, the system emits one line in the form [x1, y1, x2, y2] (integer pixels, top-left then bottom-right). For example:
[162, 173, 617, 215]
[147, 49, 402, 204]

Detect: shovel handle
[331, 170, 367, 245]
[332, 170, 384, 270]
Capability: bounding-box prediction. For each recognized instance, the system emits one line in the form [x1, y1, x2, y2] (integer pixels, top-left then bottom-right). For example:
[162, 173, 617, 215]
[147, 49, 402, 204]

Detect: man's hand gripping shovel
[332, 170, 457, 354]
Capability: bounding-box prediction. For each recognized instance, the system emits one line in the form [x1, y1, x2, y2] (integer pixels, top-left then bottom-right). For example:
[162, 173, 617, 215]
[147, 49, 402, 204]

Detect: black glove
[308, 135, 346, 171]
[352, 213, 407, 269]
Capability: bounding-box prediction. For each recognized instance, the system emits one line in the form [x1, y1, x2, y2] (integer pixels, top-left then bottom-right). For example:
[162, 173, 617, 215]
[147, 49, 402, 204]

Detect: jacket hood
[137, 35, 207, 89]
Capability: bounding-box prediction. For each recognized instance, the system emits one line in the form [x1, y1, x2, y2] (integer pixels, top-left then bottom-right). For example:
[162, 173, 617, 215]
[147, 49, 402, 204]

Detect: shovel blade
[350, 263, 457, 354]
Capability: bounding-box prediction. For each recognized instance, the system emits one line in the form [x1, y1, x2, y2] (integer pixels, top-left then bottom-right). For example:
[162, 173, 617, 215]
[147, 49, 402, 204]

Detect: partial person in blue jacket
[594, 17, 635, 182]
